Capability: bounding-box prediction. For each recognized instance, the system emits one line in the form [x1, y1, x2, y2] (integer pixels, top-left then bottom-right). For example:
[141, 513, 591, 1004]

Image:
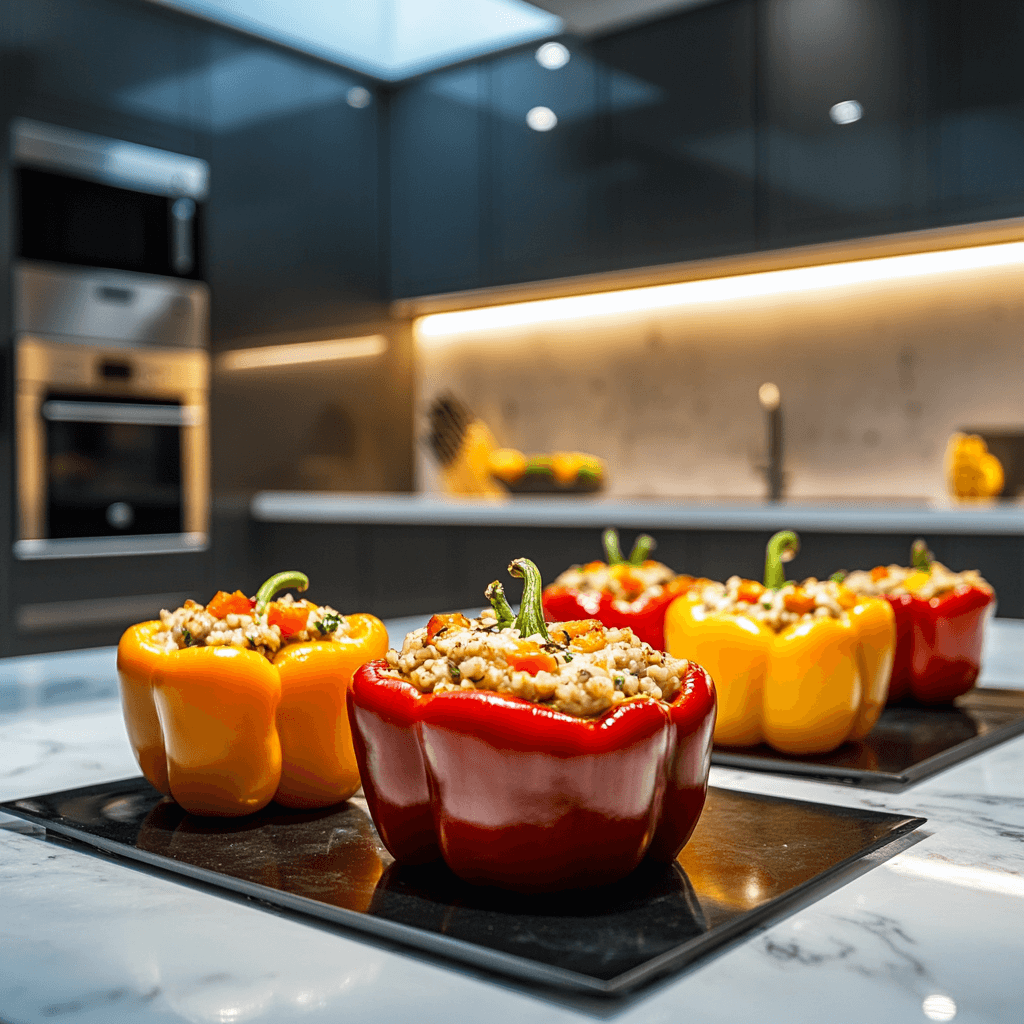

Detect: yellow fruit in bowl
[551, 451, 604, 487]
[488, 448, 527, 485]
[945, 433, 1004, 499]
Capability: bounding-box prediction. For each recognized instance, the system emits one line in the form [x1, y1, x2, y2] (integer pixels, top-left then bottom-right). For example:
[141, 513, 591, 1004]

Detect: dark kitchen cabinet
[592, 0, 757, 269]
[389, 64, 487, 298]
[931, 0, 1024, 225]
[1, 0, 205, 156]
[204, 33, 385, 346]
[486, 41, 607, 285]
[758, 0, 930, 248]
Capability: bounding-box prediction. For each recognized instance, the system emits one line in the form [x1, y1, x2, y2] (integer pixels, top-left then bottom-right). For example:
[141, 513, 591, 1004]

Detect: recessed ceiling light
[535, 41, 570, 69]
[526, 105, 558, 131]
[346, 86, 372, 108]
[830, 100, 863, 125]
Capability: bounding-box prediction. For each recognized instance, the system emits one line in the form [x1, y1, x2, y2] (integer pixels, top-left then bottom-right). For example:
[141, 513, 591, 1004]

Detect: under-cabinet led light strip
[216, 334, 387, 371]
[415, 240, 1024, 340]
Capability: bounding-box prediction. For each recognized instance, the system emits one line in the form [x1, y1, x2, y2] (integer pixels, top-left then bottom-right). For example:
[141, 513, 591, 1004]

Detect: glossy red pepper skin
[542, 580, 693, 651]
[885, 586, 994, 704]
[348, 659, 716, 892]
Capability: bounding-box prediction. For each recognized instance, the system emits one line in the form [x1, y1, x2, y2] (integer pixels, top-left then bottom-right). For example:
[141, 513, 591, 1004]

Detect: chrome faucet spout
[758, 382, 784, 503]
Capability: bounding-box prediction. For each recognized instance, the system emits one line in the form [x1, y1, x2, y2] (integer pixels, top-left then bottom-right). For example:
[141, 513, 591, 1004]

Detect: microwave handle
[171, 197, 196, 275]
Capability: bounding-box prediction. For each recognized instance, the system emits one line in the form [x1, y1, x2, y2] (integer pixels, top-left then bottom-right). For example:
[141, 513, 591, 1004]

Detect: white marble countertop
[250, 492, 1024, 535]
[2, 620, 1024, 1024]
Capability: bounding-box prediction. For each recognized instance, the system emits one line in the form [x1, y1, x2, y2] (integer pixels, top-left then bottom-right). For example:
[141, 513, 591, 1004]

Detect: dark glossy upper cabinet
[486, 42, 606, 285]
[592, 1, 757, 269]
[759, 0, 929, 248]
[204, 34, 384, 345]
[390, 65, 487, 298]
[931, 0, 1024, 225]
[1, 0, 204, 155]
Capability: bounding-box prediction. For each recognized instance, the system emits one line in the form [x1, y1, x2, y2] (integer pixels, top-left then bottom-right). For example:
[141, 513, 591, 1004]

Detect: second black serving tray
[713, 686, 1024, 789]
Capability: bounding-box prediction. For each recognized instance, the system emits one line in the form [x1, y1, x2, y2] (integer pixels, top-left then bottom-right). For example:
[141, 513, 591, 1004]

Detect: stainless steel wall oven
[12, 120, 210, 560]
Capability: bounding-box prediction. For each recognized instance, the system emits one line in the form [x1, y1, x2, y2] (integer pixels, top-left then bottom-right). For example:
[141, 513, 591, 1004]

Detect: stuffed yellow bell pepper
[117, 571, 388, 817]
[664, 532, 895, 755]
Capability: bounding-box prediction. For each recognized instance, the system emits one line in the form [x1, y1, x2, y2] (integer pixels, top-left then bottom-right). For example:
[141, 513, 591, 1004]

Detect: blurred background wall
[415, 249, 1024, 501]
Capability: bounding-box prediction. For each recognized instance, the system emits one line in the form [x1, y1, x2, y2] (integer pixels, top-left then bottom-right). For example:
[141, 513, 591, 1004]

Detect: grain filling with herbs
[694, 575, 857, 632]
[385, 557, 692, 719]
[387, 611, 688, 718]
[157, 590, 351, 660]
[842, 562, 991, 602]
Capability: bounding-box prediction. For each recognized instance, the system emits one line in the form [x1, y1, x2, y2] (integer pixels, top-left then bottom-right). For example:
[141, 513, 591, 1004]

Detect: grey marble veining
[1, 620, 1023, 1023]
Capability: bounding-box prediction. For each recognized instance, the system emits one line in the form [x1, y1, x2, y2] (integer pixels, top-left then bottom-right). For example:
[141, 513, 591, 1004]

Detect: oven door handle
[41, 400, 200, 427]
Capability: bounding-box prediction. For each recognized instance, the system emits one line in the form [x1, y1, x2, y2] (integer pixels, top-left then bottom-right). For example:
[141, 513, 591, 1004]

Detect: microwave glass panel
[17, 168, 203, 279]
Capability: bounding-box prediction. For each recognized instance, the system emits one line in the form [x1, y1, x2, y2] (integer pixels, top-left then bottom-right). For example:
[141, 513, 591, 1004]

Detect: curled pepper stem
[485, 580, 516, 629]
[508, 558, 550, 642]
[255, 571, 309, 616]
[764, 530, 799, 590]
[603, 528, 626, 565]
[911, 539, 933, 572]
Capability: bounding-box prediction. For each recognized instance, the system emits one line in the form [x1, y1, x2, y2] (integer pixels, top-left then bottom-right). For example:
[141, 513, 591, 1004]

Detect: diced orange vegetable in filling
[568, 628, 608, 654]
[427, 612, 471, 644]
[665, 575, 697, 598]
[268, 600, 314, 637]
[783, 589, 817, 616]
[871, 566, 889, 582]
[207, 590, 253, 619]
[736, 580, 765, 604]
[555, 619, 604, 639]
[506, 643, 558, 676]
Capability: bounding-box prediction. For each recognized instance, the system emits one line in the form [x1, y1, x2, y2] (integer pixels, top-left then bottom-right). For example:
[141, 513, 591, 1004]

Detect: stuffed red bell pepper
[841, 540, 995, 704]
[348, 558, 717, 892]
[542, 529, 699, 650]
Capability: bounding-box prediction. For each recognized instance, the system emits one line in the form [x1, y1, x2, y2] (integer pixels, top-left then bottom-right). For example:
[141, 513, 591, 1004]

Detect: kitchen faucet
[759, 382, 784, 502]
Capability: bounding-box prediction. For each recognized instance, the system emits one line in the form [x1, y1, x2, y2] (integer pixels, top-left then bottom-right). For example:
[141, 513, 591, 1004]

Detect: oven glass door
[44, 396, 184, 538]
[17, 168, 203, 280]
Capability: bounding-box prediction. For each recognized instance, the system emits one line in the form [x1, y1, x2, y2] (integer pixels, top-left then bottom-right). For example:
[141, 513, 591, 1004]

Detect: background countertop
[2, 620, 1024, 1023]
[251, 492, 1024, 534]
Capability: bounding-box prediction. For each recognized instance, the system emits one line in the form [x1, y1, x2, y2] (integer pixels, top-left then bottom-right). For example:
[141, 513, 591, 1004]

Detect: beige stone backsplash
[415, 259, 1024, 500]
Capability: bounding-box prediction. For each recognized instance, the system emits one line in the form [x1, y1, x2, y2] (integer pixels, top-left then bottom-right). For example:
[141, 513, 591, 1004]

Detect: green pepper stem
[627, 534, 656, 566]
[911, 539, 932, 572]
[508, 558, 550, 642]
[603, 528, 626, 565]
[484, 580, 516, 629]
[764, 531, 799, 590]
[255, 570, 309, 616]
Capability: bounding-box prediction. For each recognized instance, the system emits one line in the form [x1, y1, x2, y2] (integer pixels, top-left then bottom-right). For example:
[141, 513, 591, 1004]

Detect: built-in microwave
[12, 118, 208, 279]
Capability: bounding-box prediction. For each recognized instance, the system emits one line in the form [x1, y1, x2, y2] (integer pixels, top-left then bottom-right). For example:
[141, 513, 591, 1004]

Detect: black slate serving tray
[1, 778, 923, 996]
[713, 686, 1024, 789]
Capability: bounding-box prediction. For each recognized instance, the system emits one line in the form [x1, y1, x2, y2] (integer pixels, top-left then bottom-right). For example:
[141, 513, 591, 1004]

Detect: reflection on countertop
[250, 491, 1024, 534]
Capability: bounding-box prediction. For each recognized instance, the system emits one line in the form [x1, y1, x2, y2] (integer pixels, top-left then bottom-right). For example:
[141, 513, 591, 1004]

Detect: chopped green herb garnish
[449, 660, 461, 678]
[613, 675, 624, 689]
[563, 652, 573, 662]
[181, 627, 195, 647]
[315, 611, 342, 634]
